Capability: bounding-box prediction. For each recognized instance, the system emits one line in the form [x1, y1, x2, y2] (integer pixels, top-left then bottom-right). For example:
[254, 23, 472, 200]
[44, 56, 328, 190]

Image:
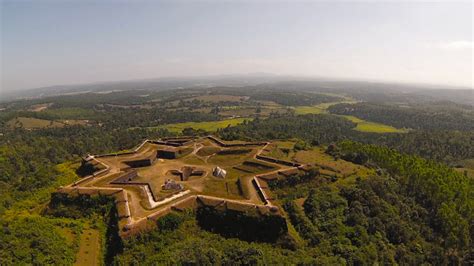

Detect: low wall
[207, 136, 268, 147]
[124, 158, 154, 168]
[255, 155, 301, 167]
[150, 140, 182, 147]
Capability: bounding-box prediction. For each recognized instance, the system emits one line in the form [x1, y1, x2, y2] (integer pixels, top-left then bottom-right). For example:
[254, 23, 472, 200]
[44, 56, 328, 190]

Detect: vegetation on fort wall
[6, 116, 67, 129]
[114, 211, 315, 265]
[341, 115, 407, 133]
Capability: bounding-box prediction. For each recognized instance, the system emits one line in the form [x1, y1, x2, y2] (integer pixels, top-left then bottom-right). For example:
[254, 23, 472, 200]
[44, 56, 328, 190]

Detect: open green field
[6, 117, 90, 130]
[41, 107, 96, 119]
[160, 118, 251, 133]
[74, 228, 101, 266]
[294, 105, 326, 115]
[294, 100, 357, 115]
[7, 117, 66, 129]
[341, 115, 408, 133]
[292, 100, 405, 133]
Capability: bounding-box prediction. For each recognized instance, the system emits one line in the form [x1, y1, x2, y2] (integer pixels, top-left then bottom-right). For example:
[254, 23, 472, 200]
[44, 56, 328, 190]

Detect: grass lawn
[201, 179, 243, 199]
[159, 118, 251, 133]
[341, 115, 408, 133]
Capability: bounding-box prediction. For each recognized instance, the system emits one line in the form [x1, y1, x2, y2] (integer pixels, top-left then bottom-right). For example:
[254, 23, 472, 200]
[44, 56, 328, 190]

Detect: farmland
[341, 115, 408, 133]
[293, 101, 406, 133]
[41, 107, 96, 119]
[6, 117, 67, 129]
[293, 100, 357, 115]
[6, 117, 89, 129]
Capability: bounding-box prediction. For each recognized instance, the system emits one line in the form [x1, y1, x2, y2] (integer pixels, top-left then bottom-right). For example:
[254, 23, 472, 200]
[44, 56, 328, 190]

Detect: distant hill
[0, 74, 286, 102]
[410, 89, 474, 106]
[2, 75, 472, 106]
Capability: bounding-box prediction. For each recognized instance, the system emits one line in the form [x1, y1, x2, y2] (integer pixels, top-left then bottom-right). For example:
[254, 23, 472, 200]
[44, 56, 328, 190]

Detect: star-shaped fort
[57, 136, 314, 237]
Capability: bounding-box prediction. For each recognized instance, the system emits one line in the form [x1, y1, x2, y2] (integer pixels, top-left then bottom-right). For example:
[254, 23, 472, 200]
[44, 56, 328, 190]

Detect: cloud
[438, 41, 473, 50]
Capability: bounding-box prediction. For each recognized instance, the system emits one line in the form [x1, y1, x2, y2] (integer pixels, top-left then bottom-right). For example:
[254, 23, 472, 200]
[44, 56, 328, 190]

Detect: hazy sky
[1, 1, 473, 92]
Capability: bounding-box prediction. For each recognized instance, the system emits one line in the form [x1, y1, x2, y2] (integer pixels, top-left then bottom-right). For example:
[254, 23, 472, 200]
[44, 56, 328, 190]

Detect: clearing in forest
[341, 115, 408, 133]
[7, 117, 66, 129]
[158, 118, 251, 133]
